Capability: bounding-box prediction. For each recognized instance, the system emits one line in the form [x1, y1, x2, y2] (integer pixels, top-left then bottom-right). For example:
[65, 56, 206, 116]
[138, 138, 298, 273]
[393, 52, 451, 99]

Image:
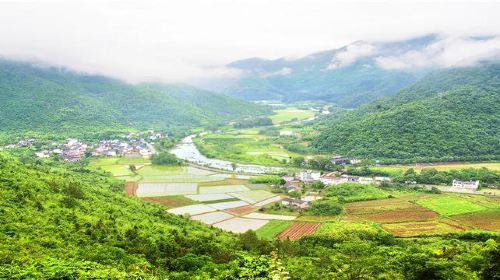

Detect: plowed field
[277, 222, 321, 240]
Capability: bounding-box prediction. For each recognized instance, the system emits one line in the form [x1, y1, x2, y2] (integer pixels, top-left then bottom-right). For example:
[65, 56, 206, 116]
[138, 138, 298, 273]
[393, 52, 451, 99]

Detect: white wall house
[452, 180, 479, 190]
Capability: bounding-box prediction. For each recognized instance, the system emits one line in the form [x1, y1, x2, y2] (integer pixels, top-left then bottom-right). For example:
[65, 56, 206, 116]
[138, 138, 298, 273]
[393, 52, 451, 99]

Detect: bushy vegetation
[151, 152, 182, 166]
[250, 175, 285, 185]
[233, 117, 273, 128]
[392, 167, 500, 186]
[325, 182, 390, 202]
[314, 64, 500, 162]
[307, 201, 343, 216]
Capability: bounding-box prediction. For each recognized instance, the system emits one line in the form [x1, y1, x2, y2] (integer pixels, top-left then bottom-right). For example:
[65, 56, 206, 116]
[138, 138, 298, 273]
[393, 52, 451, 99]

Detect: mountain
[208, 35, 500, 108]
[0, 60, 270, 140]
[207, 35, 443, 107]
[312, 63, 500, 162]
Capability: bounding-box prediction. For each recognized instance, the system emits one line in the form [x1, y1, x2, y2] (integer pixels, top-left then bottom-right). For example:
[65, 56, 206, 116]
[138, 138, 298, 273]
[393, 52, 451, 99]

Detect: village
[2, 131, 166, 162]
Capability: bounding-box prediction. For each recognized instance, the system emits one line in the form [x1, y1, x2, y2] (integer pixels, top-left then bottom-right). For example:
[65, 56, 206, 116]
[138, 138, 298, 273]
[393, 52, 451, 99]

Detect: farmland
[192, 106, 322, 167]
[255, 220, 293, 240]
[415, 195, 488, 216]
[94, 154, 500, 241]
[269, 108, 315, 124]
[277, 222, 321, 240]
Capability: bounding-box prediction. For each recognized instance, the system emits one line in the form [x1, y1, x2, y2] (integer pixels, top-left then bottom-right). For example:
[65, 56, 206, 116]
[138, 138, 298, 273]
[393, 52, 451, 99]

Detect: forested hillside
[0, 154, 242, 278]
[313, 63, 500, 162]
[0, 60, 269, 140]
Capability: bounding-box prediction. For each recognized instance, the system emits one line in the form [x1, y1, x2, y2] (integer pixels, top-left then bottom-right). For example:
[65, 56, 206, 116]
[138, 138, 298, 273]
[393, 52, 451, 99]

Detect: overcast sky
[0, 0, 499, 82]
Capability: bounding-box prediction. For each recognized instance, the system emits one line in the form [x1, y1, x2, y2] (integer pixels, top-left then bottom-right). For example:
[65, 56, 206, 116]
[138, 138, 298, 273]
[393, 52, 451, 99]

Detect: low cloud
[375, 36, 500, 70]
[262, 67, 292, 77]
[327, 42, 375, 69]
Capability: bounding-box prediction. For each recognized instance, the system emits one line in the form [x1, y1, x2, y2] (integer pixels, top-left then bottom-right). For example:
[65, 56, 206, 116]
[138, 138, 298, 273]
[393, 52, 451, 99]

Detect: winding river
[170, 135, 286, 174]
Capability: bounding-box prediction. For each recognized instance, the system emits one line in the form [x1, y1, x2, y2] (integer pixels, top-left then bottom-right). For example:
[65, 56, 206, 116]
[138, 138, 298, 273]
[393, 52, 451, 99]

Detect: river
[170, 135, 286, 174]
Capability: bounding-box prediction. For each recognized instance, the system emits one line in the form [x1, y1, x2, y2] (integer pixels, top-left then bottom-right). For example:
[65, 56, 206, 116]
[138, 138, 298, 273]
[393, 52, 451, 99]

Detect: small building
[331, 155, 360, 165]
[452, 180, 479, 190]
[282, 198, 309, 209]
[35, 150, 50, 158]
[297, 170, 321, 183]
[319, 172, 347, 185]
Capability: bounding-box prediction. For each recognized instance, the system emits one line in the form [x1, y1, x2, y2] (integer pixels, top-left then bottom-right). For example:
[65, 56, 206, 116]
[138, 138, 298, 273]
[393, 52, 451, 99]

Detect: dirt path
[124, 181, 138, 196]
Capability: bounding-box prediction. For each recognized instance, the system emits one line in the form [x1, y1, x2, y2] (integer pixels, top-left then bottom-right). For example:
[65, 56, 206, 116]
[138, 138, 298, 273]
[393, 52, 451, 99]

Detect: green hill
[0, 60, 269, 141]
[313, 63, 500, 162]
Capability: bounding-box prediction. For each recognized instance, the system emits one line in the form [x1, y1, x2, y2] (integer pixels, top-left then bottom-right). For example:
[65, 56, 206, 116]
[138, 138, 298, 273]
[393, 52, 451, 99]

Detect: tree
[311, 180, 325, 190]
[129, 165, 137, 173]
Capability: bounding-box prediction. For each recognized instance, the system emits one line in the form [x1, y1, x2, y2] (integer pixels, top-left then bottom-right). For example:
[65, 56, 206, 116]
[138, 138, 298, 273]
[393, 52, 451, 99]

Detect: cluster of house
[278, 169, 391, 210]
[34, 139, 88, 162]
[91, 139, 153, 158]
[282, 170, 391, 193]
[3, 138, 36, 149]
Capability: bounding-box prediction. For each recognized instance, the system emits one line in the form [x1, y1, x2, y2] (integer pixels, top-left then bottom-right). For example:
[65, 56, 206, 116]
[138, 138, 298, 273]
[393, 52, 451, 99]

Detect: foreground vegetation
[2, 155, 500, 278]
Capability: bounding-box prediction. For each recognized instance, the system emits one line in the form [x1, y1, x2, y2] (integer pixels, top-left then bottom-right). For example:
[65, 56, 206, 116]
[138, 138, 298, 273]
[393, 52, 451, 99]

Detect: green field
[269, 108, 315, 124]
[255, 220, 293, 240]
[195, 132, 301, 166]
[415, 195, 487, 216]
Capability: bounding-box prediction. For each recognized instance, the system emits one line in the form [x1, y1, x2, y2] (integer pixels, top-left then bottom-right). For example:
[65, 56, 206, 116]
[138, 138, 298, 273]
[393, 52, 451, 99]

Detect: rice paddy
[192, 211, 234, 225]
[136, 183, 198, 197]
[167, 204, 217, 216]
[213, 217, 269, 233]
[199, 185, 250, 194]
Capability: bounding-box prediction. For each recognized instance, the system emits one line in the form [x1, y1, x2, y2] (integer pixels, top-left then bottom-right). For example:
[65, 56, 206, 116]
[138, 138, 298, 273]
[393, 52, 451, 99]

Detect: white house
[297, 170, 321, 183]
[452, 180, 479, 190]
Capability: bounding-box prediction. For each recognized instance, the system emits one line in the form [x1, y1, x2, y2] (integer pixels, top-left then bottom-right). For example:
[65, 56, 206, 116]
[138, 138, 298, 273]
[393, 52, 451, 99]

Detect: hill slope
[0, 154, 243, 278]
[0, 60, 269, 139]
[313, 63, 500, 162]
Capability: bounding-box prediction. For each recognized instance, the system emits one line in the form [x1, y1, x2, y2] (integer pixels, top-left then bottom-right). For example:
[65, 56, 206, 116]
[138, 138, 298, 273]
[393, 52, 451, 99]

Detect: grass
[256, 220, 293, 240]
[415, 195, 487, 216]
[269, 108, 315, 124]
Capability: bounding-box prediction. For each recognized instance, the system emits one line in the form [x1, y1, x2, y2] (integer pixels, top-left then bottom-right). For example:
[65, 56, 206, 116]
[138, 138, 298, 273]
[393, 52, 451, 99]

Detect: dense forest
[1, 154, 499, 279]
[0, 60, 270, 143]
[313, 63, 500, 162]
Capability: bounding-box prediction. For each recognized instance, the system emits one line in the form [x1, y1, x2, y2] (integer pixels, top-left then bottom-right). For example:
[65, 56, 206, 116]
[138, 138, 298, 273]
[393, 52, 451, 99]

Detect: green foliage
[234, 117, 273, 128]
[307, 201, 343, 216]
[314, 64, 500, 162]
[326, 182, 390, 202]
[392, 167, 500, 186]
[0, 154, 240, 277]
[0, 60, 270, 141]
[151, 152, 181, 166]
[250, 175, 285, 185]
